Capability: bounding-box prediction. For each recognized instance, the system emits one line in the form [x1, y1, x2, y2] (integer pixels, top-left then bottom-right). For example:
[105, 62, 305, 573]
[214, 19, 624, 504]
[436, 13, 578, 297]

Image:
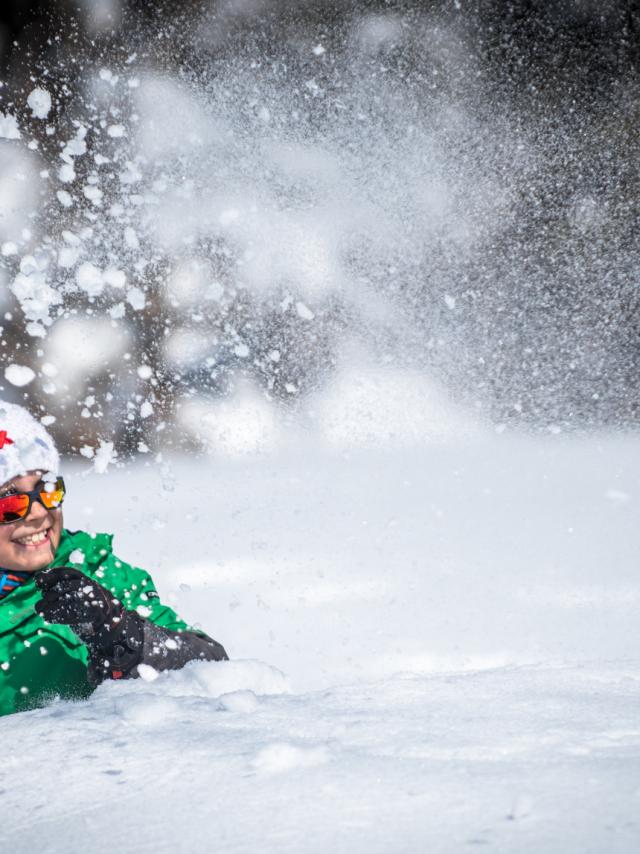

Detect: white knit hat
[0, 402, 60, 487]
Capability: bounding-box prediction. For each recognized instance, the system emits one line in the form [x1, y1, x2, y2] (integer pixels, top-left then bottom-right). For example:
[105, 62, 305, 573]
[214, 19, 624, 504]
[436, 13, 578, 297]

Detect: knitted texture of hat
[0, 402, 60, 487]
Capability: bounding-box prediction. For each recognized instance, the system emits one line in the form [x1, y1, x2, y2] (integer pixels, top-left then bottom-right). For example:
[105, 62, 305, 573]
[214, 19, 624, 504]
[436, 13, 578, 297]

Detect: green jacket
[0, 528, 192, 717]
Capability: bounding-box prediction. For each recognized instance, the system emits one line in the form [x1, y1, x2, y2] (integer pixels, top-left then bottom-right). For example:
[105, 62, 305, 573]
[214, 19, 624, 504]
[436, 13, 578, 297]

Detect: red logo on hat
[0, 431, 14, 449]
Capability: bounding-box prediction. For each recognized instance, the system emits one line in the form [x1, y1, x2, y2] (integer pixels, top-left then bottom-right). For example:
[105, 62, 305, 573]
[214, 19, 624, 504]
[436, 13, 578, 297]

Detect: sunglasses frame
[0, 477, 66, 526]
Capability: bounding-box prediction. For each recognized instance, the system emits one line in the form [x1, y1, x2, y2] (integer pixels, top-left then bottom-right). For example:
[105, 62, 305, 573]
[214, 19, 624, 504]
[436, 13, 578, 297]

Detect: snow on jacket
[0, 528, 225, 716]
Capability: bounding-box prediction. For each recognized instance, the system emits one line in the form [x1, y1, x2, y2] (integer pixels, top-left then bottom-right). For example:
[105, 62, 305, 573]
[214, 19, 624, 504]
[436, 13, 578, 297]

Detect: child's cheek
[50, 510, 63, 555]
[0, 529, 15, 567]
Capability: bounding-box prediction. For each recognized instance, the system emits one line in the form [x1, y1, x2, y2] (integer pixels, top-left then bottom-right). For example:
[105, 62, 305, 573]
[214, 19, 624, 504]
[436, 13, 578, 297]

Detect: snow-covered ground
[3, 432, 640, 852]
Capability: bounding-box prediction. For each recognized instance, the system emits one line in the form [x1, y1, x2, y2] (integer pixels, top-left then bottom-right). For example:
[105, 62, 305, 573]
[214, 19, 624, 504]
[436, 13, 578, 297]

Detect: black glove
[35, 566, 144, 683]
[141, 620, 228, 669]
[35, 566, 120, 634]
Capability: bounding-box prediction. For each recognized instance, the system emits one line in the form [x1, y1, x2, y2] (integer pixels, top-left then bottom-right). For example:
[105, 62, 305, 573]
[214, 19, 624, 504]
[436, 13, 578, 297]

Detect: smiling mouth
[13, 528, 52, 548]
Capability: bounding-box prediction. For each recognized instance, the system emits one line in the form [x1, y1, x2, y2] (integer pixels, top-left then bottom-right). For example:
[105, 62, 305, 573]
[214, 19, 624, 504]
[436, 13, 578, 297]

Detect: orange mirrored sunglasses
[0, 477, 66, 525]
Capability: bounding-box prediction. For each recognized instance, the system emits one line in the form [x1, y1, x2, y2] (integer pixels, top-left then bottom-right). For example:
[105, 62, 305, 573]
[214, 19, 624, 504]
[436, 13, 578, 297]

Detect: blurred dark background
[2, 1, 638, 92]
[1, 1, 639, 455]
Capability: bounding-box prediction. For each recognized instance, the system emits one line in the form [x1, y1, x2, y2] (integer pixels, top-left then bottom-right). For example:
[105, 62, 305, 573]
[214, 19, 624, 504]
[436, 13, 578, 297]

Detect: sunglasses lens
[40, 479, 65, 509]
[0, 494, 30, 524]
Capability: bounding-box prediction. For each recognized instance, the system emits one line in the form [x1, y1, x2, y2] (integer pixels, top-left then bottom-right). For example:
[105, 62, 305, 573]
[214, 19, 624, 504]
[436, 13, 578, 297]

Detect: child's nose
[27, 498, 49, 522]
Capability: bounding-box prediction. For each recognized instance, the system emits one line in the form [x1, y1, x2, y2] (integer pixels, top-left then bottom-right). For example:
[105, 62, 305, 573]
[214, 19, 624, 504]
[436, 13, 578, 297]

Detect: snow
[137, 663, 159, 682]
[233, 342, 250, 358]
[103, 268, 126, 288]
[0, 23, 638, 851]
[92, 439, 117, 473]
[251, 742, 330, 775]
[44, 316, 131, 394]
[108, 302, 125, 319]
[0, 147, 40, 246]
[82, 184, 104, 205]
[356, 13, 405, 52]
[165, 259, 215, 305]
[296, 300, 315, 320]
[134, 74, 213, 158]
[3, 434, 640, 852]
[4, 364, 36, 387]
[177, 383, 282, 456]
[123, 226, 139, 249]
[57, 246, 82, 269]
[0, 112, 21, 139]
[58, 162, 76, 183]
[76, 261, 105, 296]
[126, 286, 145, 310]
[26, 87, 52, 119]
[61, 125, 87, 159]
[3, 50, 518, 349]
[312, 359, 482, 447]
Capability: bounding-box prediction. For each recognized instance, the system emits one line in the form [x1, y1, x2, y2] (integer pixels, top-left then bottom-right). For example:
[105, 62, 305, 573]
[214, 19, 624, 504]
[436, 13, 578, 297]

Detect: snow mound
[114, 692, 183, 726]
[251, 742, 331, 775]
[188, 658, 291, 697]
[5, 661, 640, 853]
[98, 658, 290, 709]
[217, 689, 260, 713]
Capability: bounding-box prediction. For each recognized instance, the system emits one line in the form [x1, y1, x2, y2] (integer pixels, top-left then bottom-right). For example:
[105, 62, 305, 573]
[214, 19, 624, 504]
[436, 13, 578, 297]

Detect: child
[0, 401, 227, 716]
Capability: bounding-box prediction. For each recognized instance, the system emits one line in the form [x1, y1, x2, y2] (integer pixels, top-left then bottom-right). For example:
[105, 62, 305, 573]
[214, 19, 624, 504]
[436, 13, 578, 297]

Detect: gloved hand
[35, 566, 228, 685]
[35, 566, 120, 636]
[35, 566, 144, 682]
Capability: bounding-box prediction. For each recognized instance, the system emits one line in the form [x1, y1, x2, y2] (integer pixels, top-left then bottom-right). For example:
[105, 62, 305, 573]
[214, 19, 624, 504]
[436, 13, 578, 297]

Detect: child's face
[0, 471, 63, 573]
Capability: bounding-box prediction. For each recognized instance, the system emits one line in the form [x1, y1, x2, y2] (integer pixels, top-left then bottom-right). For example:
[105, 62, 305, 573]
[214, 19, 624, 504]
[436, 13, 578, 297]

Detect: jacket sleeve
[136, 619, 228, 673]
